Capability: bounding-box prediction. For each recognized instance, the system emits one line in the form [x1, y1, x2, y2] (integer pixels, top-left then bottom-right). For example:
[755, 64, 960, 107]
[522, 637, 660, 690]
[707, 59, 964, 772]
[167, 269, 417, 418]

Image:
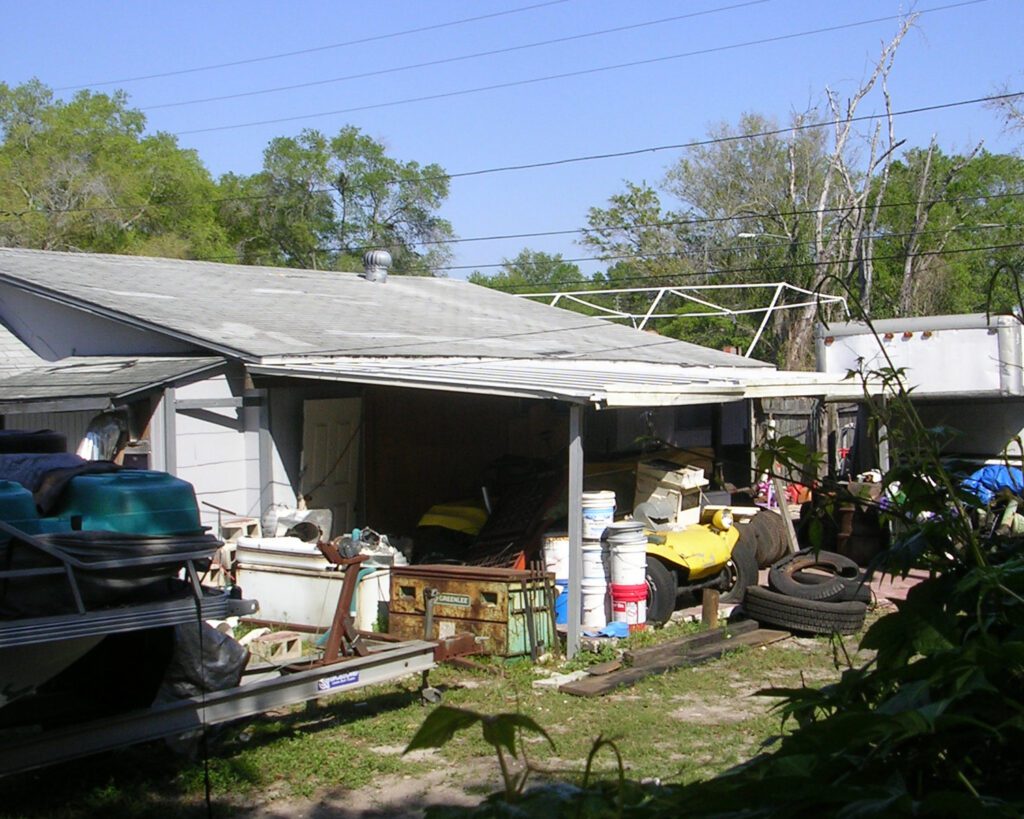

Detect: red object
[609, 583, 647, 601]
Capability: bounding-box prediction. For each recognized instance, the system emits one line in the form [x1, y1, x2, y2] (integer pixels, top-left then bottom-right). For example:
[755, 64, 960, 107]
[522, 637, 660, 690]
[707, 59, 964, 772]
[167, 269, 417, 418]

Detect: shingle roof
[0, 248, 770, 368]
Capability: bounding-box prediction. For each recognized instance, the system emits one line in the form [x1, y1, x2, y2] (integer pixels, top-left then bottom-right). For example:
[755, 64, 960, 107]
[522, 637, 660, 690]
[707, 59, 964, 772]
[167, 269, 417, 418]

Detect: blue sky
[3, 0, 1021, 277]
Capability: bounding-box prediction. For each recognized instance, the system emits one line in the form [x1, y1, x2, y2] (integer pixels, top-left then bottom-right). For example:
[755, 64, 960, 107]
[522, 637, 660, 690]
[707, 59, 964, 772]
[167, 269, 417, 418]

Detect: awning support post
[566, 403, 583, 659]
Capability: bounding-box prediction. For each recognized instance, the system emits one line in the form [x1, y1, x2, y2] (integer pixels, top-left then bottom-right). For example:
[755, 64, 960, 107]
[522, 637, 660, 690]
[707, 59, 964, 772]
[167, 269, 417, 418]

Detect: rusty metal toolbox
[388, 564, 555, 657]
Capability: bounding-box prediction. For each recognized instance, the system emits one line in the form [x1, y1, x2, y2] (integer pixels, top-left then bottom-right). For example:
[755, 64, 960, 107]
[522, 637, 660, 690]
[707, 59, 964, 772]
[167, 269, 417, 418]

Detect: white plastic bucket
[581, 540, 608, 583]
[581, 490, 616, 540]
[605, 521, 648, 586]
[610, 583, 647, 627]
[581, 579, 608, 629]
[543, 533, 569, 579]
[355, 568, 391, 632]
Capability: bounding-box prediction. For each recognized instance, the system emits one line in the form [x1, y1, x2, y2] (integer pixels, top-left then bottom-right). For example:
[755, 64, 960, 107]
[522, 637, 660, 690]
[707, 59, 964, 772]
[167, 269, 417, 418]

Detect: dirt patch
[238, 759, 494, 818]
[667, 696, 766, 724]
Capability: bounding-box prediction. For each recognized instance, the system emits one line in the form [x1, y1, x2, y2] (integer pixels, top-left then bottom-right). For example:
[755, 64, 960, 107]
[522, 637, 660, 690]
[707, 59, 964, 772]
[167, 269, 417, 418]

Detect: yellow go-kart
[643, 507, 759, 625]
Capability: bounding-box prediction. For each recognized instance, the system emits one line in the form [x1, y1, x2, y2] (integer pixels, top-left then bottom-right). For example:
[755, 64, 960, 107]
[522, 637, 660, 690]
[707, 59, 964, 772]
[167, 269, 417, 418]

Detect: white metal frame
[520, 283, 849, 358]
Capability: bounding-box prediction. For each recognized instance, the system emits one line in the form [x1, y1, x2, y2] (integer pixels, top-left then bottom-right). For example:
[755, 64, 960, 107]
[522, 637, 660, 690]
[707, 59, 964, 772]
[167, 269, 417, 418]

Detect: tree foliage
[0, 79, 228, 259]
[468, 249, 582, 292]
[216, 126, 454, 274]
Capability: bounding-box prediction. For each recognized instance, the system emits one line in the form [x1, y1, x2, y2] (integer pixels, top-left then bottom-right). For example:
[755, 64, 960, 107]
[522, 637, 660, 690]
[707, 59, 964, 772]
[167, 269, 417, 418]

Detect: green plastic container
[56, 470, 203, 535]
[0, 479, 42, 539]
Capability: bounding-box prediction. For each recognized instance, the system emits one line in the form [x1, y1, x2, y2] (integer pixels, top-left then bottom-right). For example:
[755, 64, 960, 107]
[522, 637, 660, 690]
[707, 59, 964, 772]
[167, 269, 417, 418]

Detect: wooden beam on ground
[560, 622, 788, 697]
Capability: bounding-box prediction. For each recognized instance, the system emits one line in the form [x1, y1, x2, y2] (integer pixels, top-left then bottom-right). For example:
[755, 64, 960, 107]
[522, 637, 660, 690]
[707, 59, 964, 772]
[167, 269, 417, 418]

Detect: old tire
[754, 510, 791, 567]
[720, 540, 759, 603]
[743, 585, 867, 635]
[769, 549, 861, 602]
[645, 556, 678, 626]
[790, 570, 873, 604]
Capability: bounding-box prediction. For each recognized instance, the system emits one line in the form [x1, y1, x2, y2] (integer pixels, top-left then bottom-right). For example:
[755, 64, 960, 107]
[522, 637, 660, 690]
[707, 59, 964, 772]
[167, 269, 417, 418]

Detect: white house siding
[162, 372, 261, 531]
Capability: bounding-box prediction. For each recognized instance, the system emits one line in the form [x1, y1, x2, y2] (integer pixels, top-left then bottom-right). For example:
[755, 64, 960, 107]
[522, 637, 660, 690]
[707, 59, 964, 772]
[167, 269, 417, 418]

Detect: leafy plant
[405, 706, 555, 804]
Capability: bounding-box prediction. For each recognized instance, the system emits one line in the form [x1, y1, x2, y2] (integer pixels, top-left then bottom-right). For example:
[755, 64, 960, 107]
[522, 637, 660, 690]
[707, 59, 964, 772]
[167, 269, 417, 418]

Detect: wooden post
[772, 477, 800, 554]
[701, 588, 720, 629]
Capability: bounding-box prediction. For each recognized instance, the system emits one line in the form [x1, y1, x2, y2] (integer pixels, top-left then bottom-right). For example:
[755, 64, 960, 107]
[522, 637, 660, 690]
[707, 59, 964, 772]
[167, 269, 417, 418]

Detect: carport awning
[249, 356, 874, 406]
[0, 357, 225, 413]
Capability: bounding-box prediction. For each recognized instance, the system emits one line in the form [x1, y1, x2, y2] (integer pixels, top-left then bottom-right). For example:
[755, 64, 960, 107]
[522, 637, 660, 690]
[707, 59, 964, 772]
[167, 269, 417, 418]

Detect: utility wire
[3, 98, 1019, 221]
[142, 1, 769, 112]
[484, 241, 1024, 289]
[54, 0, 572, 91]
[173, 218, 1017, 267]
[171, 1, 988, 136]
[6, 185, 1022, 258]
[436, 221, 1024, 272]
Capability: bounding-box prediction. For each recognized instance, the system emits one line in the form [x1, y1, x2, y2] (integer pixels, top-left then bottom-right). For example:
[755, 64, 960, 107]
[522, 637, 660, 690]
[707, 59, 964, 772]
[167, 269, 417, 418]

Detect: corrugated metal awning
[249, 356, 873, 406]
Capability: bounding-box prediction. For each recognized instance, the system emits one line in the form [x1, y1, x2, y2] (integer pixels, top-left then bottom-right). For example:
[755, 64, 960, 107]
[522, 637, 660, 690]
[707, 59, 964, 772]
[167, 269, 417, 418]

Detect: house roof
[0, 356, 225, 412]
[0, 248, 769, 367]
[0, 322, 224, 411]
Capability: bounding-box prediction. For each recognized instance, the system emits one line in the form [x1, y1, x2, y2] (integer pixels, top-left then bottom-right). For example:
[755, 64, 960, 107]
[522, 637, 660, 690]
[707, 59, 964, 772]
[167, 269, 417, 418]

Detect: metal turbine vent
[361, 249, 392, 283]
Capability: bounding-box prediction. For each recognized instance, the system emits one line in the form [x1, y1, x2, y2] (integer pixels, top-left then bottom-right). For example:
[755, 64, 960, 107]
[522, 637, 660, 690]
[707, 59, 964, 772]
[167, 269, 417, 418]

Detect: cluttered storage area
[223, 371, 765, 658]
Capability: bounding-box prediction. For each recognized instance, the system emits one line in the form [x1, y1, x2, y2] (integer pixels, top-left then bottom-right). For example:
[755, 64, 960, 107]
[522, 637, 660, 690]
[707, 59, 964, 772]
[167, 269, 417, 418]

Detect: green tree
[870, 146, 1024, 317]
[468, 249, 583, 292]
[217, 126, 454, 275]
[0, 79, 228, 259]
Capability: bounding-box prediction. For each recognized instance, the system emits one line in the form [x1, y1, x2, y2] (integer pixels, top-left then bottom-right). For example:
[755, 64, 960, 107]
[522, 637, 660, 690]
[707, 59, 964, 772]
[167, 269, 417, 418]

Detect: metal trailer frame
[0, 638, 437, 775]
[0, 522, 439, 776]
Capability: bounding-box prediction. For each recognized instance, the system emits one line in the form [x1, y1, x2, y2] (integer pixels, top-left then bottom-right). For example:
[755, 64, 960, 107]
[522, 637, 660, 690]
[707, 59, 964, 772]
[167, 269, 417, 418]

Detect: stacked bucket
[543, 490, 648, 631]
[580, 490, 616, 629]
[604, 520, 648, 629]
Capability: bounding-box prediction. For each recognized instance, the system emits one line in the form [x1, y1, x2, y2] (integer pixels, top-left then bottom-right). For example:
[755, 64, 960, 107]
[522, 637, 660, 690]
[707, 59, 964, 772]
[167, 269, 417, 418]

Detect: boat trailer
[0, 527, 447, 776]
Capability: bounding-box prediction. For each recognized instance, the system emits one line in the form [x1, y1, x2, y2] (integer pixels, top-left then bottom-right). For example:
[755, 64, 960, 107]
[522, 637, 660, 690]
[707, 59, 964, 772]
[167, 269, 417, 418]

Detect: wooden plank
[585, 659, 622, 676]
[773, 477, 800, 555]
[560, 628, 789, 698]
[623, 618, 758, 667]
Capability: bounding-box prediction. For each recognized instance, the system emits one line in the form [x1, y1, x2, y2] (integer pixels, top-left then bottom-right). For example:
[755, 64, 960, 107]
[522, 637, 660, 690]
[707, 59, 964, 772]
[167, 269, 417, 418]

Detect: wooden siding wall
[363, 387, 566, 535]
[173, 372, 258, 529]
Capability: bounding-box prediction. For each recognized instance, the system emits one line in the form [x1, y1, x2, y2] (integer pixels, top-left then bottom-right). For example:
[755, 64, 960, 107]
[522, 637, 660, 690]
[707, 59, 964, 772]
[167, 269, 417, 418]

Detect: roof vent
[362, 249, 392, 283]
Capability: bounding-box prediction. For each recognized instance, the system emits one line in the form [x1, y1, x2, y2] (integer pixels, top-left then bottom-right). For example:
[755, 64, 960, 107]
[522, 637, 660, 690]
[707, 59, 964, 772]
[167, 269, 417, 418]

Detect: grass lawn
[0, 613, 879, 818]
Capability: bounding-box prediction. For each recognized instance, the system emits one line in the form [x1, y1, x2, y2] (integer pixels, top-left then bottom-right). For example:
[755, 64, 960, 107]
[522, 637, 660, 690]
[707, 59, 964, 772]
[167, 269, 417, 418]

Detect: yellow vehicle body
[645, 523, 740, 581]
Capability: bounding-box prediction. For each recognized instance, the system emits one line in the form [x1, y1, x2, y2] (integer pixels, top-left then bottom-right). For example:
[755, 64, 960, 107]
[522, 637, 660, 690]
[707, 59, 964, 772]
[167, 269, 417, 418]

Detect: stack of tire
[742, 549, 871, 635]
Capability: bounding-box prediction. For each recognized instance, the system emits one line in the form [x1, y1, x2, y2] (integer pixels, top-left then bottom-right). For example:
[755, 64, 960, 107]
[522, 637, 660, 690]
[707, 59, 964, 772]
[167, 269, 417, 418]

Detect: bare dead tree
[779, 15, 914, 369]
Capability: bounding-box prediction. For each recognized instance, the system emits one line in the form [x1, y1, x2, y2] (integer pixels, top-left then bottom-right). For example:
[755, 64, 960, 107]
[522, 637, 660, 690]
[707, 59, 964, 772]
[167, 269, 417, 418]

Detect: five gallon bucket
[610, 583, 647, 628]
[582, 490, 615, 540]
[581, 579, 608, 629]
[605, 521, 647, 586]
[543, 533, 569, 579]
[581, 540, 608, 583]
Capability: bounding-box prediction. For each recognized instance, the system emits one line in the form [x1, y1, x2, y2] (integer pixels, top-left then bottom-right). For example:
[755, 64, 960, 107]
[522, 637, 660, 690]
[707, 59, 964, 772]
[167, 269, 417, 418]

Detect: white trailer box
[816, 313, 1024, 463]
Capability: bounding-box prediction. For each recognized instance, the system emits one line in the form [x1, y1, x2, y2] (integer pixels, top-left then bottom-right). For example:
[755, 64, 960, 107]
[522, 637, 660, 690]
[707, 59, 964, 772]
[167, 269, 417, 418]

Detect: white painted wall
[0, 285, 198, 359]
[161, 372, 261, 531]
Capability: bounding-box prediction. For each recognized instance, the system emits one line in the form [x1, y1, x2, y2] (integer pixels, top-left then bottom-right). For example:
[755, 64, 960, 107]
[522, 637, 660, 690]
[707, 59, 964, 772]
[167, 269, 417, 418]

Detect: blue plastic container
[55, 470, 203, 535]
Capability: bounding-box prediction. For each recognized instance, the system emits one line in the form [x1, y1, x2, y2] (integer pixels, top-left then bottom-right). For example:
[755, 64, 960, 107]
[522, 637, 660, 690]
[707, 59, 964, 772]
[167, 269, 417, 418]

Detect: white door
[300, 398, 362, 538]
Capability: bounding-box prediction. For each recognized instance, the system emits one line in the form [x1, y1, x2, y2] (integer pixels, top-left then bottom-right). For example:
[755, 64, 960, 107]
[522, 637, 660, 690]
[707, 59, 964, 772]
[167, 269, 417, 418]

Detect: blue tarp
[959, 465, 1024, 505]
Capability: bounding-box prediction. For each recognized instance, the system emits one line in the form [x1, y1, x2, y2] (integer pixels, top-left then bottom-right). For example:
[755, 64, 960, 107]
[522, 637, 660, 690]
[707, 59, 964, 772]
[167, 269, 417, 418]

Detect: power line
[6, 185, 1022, 258]
[3, 94, 1020, 223]
[201, 217, 1021, 266]
[142, 1, 769, 112]
[438, 92, 1021, 184]
[172, 1, 987, 136]
[53, 0, 572, 91]
[482, 241, 1024, 289]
